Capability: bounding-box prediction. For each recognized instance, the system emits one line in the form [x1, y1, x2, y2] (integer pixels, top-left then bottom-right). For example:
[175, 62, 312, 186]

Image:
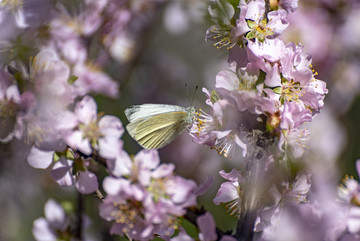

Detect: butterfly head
[186, 106, 196, 125]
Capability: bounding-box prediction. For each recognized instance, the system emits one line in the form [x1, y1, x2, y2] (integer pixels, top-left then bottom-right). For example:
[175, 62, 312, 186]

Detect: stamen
[207, 25, 236, 50]
[214, 134, 236, 159]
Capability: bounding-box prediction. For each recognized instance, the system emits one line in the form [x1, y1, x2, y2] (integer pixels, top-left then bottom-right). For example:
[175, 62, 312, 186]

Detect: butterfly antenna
[191, 85, 199, 106]
[185, 83, 191, 105]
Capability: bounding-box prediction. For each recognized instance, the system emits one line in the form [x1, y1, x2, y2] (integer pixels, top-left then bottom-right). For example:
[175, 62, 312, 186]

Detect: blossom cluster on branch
[0, 0, 360, 240]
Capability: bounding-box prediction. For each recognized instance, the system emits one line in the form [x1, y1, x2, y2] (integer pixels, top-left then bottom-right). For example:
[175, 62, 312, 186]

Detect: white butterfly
[125, 104, 196, 149]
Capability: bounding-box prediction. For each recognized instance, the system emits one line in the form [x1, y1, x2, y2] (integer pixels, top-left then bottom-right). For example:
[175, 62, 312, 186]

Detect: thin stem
[264, 0, 271, 19]
[74, 148, 108, 168]
[74, 192, 84, 240]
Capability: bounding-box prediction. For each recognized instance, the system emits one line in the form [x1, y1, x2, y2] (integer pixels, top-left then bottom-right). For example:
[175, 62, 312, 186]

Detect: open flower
[63, 95, 124, 159]
[205, 0, 237, 49]
[213, 169, 246, 217]
[27, 147, 99, 194]
[33, 199, 70, 241]
[237, 0, 289, 42]
[101, 149, 199, 240]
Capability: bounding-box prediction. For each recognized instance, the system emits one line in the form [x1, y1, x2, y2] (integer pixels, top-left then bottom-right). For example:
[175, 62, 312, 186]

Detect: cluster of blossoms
[100, 149, 200, 240]
[190, 0, 360, 240]
[0, 0, 209, 240]
[33, 199, 73, 241]
[0, 0, 166, 193]
[192, 0, 328, 161]
[1, 0, 360, 240]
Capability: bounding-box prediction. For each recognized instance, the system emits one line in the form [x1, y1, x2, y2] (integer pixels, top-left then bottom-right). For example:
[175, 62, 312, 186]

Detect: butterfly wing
[126, 110, 190, 149]
[125, 104, 186, 122]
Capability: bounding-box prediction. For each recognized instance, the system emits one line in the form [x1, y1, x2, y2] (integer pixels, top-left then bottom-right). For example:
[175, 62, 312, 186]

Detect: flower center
[23, 118, 46, 146]
[247, 18, 274, 42]
[80, 121, 102, 145]
[238, 75, 258, 91]
[111, 199, 143, 226]
[280, 79, 303, 103]
[148, 178, 169, 202]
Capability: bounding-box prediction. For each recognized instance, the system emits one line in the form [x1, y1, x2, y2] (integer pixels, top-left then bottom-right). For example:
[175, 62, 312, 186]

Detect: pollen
[193, 109, 212, 135]
[148, 178, 169, 202]
[225, 197, 242, 217]
[23, 121, 46, 146]
[247, 18, 275, 41]
[280, 79, 304, 103]
[111, 199, 142, 226]
[213, 134, 236, 159]
[81, 122, 101, 142]
[208, 25, 236, 50]
[80, 112, 105, 145]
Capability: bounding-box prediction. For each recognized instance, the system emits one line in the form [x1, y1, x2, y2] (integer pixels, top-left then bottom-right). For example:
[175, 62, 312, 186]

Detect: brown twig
[74, 192, 84, 240]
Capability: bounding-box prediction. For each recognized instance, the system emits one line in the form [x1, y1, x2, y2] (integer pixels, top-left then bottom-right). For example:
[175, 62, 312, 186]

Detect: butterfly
[124, 104, 196, 149]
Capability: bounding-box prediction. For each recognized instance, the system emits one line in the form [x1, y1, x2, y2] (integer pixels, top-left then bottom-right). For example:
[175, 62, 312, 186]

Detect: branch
[74, 192, 84, 240]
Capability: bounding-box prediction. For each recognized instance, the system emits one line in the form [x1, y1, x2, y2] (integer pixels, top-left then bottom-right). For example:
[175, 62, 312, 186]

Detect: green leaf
[209, 0, 235, 26]
[61, 200, 75, 214]
[273, 87, 282, 94]
[53, 152, 61, 162]
[228, 0, 240, 9]
[68, 75, 78, 84]
[178, 217, 198, 239]
[72, 158, 85, 174]
[247, 19, 257, 29]
[210, 90, 220, 103]
[246, 31, 255, 40]
[65, 149, 75, 160]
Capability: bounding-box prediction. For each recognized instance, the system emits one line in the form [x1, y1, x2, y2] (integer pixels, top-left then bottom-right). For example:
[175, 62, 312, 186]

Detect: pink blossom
[72, 63, 119, 98]
[213, 169, 245, 217]
[51, 157, 74, 187]
[205, 0, 237, 49]
[247, 38, 286, 62]
[33, 199, 69, 241]
[280, 42, 313, 85]
[99, 178, 155, 240]
[279, 0, 298, 13]
[338, 160, 360, 204]
[63, 95, 124, 158]
[197, 212, 217, 241]
[29, 48, 78, 105]
[280, 101, 312, 130]
[27, 146, 54, 169]
[236, 0, 289, 41]
[278, 128, 309, 158]
[28, 146, 99, 194]
[51, 156, 99, 194]
[100, 149, 199, 239]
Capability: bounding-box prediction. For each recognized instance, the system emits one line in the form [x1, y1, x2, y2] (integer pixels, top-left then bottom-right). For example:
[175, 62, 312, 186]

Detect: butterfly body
[125, 104, 195, 149]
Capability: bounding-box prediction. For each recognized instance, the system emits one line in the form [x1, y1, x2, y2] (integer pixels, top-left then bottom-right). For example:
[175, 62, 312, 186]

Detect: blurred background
[1, 0, 360, 240]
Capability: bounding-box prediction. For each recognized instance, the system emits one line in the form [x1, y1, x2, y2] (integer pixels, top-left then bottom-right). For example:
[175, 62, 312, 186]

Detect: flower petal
[27, 147, 54, 169]
[76, 171, 98, 194]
